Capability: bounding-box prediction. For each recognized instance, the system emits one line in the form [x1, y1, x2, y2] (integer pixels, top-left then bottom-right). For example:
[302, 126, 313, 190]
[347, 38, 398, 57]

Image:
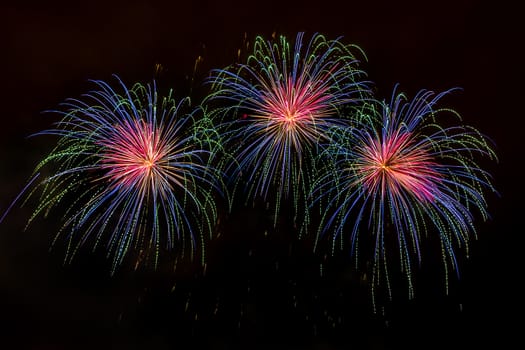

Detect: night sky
[0, 1, 522, 349]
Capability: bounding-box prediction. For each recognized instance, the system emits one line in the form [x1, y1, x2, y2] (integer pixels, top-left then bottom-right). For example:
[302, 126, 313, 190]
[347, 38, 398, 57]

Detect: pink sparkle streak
[358, 130, 442, 202]
[99, 119, 170, 194]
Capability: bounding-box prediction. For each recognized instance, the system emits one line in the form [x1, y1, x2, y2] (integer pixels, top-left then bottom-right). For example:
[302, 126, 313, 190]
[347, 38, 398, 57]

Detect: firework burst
[207, 32, 370, 226]
[23, 77, 222, 272]
[314, 86, 497, 304]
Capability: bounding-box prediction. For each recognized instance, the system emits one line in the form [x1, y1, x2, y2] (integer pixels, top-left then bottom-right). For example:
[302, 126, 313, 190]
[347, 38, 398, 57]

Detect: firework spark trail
[0, 173, 41, 225]
[207, 32, 370, 227]
[313, 86, 497, 307]
[22, 76, 222, 272]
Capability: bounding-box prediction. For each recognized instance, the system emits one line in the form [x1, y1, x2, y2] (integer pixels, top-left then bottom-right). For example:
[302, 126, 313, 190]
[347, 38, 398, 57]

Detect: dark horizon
[0, 1, 522, 349]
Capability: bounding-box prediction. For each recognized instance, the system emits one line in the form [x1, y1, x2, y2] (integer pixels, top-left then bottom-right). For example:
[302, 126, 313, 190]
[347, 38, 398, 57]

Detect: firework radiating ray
[313, 86, 497, 306]
[22, 76, 222, 271]
[207, 32, 370, 226]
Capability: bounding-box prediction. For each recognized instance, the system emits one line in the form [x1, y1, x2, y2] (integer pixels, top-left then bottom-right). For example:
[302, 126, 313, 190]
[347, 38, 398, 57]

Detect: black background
[0, 1, 522, 349]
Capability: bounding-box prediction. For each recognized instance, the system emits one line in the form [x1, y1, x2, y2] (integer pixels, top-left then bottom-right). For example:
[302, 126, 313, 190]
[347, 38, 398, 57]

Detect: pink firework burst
[208, 33, 369, 226]
[314, 87, 496, 304]
[357, 130, 442, 203]
[253, 66, 335, 149]
[99, 118, 174, 197]
[16, 78, 221, 271]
